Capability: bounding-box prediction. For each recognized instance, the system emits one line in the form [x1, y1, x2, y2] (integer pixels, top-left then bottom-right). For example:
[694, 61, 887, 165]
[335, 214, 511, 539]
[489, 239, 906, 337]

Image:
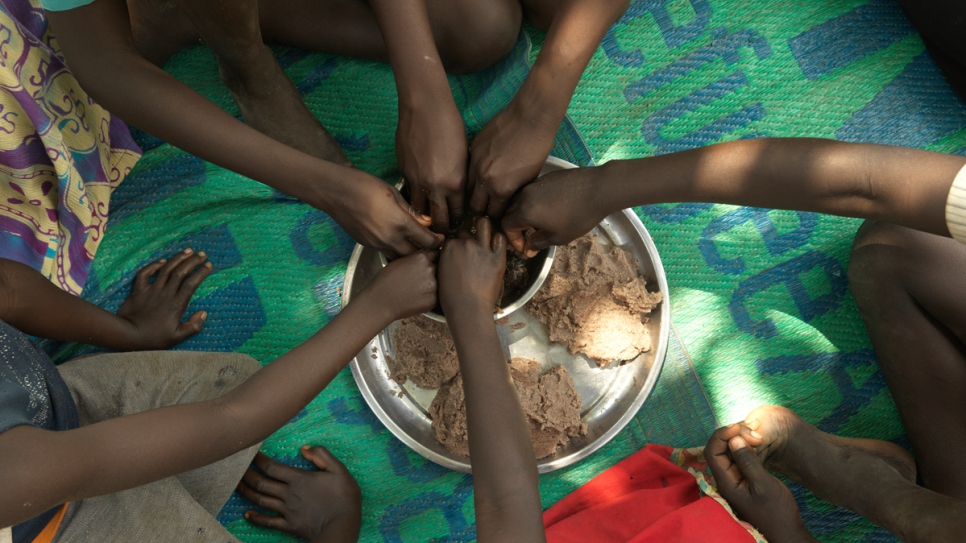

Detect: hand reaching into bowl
[438, 217, 507, 319]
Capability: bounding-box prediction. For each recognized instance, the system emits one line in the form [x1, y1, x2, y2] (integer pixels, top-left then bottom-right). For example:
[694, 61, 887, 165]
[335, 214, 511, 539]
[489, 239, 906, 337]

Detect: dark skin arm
[503, 138, 966, 256]
[0, 251, 438, 527]
[468, 0, 629, 219]
[46, 1, 442, 258]
[0, 250, 210, 350]
[438, 218, 546, 543]
[706, 425, 819, 543]
[369, 0, 468, 232]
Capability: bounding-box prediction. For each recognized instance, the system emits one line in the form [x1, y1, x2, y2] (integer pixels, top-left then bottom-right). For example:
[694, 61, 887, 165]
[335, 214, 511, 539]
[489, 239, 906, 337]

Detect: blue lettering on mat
[788, 0, 915, 81]
[700, 209, 817, 275]
[603, 0, 712, 67]
[837, 52, 966, 147]
[625, 28, 771, 154]
[730, 251, 847, 338]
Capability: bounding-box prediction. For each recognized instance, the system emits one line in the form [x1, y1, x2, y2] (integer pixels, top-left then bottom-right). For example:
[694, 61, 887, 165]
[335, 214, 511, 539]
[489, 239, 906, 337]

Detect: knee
[438, 0, 522, 74]
[209, 353, 262, 388]
[848, 221, 913, 307]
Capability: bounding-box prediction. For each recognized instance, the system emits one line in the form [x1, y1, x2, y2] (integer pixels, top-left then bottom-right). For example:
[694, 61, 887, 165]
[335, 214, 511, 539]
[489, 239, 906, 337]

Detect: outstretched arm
[468, 0, 629, 219]
[369, 0, 468, 232]
[438, 218, 546, 543]
[46, 0, 441, 257]
[0, 252, 438, 528]
[504, 138, 966, 255]
[0, 251, 210, 350]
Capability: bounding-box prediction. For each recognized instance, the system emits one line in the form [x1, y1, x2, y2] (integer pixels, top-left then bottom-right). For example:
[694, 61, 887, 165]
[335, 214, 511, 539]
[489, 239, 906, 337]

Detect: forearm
[516, 0, 628, 128]
[0, 292, 389, 525]
[598, 139, 963, 237]
[368, 0, 451, 106]
[0, 259, 139, 348]
[46, 6, 349, 208]
[448, 306, 546, 543]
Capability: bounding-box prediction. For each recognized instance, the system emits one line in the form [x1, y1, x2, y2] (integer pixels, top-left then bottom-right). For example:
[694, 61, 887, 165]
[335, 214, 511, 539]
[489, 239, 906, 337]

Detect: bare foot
[127, 0, 200, 67]
[217, 46, 352, 167]
[237, 446, 361, 541]
[742, 405, 916, 512]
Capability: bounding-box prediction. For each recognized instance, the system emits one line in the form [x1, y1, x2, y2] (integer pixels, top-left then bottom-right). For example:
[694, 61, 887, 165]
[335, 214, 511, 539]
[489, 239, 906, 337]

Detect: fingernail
[745, 418, 761, 430]
[201, 311, 208, 320]
[197, 251, 206, 257]
[750, 430, 763, 439]
[159, 259, 167, 264]
[244, 512, 250, 520]
[184, 248, 193, 254]
[730, 436, 747, 450]
[205, 262, 213, 269]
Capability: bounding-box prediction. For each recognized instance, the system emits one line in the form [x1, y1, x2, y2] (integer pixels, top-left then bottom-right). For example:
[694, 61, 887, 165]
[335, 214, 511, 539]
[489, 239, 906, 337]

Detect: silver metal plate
[342, 157, 670, 473]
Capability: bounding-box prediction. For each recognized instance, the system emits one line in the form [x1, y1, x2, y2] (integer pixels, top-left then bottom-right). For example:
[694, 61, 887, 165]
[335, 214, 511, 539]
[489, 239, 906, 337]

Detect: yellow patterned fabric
[0, 0, 140, 294]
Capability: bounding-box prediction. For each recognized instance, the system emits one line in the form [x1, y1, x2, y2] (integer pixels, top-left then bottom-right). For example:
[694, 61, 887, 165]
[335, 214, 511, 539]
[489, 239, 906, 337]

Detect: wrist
[351, 288, 397, 330]
[443, 298, 493, 324]
[509, 84, 565, 134]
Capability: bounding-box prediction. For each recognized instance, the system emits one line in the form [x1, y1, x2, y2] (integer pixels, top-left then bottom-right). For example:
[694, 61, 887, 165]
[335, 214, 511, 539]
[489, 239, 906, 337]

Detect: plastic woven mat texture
[552, 0, 966, 541]
[47, 0, 966, 541]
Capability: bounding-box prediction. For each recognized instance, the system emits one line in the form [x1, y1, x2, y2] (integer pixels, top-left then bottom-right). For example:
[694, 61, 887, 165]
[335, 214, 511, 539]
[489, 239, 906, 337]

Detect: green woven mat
[55, 1, 966, 541]
[552, 0, 966, 541]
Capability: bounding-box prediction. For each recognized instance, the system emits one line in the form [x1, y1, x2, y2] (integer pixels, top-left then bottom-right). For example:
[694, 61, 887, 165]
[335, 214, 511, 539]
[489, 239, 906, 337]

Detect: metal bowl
[342, 156, 670, 473]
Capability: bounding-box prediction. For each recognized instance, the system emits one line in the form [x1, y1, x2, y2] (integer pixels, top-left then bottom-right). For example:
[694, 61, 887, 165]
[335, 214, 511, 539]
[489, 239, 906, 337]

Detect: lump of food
[527, 234, 663, 366]
[388, 316, 459, 389]
[429, 358, 586, 459]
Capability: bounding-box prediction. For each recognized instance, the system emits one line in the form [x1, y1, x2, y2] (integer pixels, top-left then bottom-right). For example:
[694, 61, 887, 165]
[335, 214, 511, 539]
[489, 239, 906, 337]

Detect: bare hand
[397, 101, 468, 233]
[328, 171, 444, 259]
[706, 424, 813, 543]
[365, 250, 439, 321]
[238, 447, 361, 542]
[502, 166, 605, 257]
[115, 250, 212, 349]
[438, 217, 507, 315]
[468, 102, 558, 220]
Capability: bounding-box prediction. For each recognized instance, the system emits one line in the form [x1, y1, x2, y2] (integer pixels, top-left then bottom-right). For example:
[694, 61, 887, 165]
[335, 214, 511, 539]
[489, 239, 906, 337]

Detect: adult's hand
[397, 101, 468, 233]
[327, 171, 444, 259]
[468, 101, 558, 220]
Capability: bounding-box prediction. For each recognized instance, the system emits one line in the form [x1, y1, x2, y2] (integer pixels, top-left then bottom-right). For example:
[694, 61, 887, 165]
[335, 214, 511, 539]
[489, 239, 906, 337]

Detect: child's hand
[468, 101, 558, 220]
[438, 217, 507, 316]
[327, 171, 444, 259]
[365, 250, 439, 321]
[502, 166, 604, 257]
[706, 424, 812, 543]
[397, 100, 468, 233]
[238, 447, 361, 543]
[115, 249, 212, 349]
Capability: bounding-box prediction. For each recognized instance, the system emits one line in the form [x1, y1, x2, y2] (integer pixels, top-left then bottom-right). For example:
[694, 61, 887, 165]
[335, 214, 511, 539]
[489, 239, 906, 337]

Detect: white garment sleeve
[945, 163, 966, 244]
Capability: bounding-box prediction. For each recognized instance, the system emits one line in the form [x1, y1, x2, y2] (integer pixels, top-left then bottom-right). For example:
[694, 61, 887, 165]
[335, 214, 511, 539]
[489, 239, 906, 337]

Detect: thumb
[175, 311, 207, 341]
[301, 445, 346, 473]
[729, 437, 771, 487]
[523, 229, 553, 258]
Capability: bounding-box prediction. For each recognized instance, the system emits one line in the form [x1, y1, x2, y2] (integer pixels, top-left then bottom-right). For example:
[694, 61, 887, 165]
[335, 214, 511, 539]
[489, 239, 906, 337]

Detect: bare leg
[849, 221, 966, 497]
[257, 0, 522, 74]
[127, 0, 351, 165]
[128, 0, 521, 75]
[744, 405, 966, 542]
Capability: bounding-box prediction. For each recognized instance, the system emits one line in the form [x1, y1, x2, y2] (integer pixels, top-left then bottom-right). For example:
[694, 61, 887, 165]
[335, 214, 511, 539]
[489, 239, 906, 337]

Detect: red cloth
[544, 444, 756, 543]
